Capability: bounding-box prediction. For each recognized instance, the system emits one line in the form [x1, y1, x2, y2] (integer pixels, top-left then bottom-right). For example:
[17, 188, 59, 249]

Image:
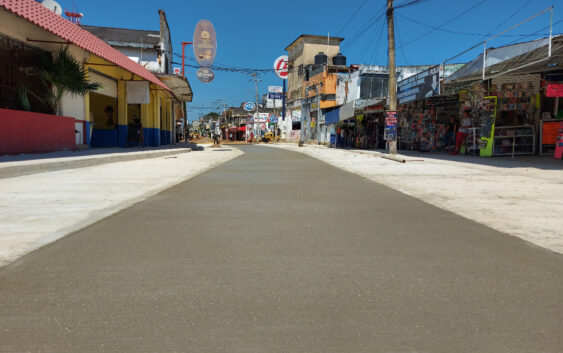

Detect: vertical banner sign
[193, 19, 217, 83]
[384, 111, 398, 141]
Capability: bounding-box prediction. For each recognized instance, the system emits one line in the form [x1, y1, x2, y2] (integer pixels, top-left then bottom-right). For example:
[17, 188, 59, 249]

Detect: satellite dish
[41, 0, 63, 16]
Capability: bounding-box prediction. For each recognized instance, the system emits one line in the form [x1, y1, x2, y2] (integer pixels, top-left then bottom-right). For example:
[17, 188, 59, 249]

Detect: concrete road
[1, 146, 561, 353]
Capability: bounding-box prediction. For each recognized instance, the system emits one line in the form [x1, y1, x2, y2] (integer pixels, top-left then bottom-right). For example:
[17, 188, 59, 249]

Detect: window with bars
[0, 33, 51, 113]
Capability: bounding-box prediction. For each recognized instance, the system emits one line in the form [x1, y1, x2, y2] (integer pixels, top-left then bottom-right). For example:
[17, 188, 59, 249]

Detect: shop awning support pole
[482, 42, 487, 81]
[548, 6, 553, 57]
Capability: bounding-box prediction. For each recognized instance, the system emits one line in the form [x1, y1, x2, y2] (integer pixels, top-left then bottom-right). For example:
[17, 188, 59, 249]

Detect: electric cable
[337, 0, 369, 36]
[476, 0, 533, 42]
[397, 0, 488, 49]
[394, 14, 409, 66]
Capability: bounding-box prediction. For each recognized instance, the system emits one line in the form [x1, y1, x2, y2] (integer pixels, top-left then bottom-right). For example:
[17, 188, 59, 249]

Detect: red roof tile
[0, 0, 171, 93]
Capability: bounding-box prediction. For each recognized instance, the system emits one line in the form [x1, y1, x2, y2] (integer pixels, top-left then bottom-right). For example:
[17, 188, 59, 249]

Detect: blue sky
[60, 0, 561, 121]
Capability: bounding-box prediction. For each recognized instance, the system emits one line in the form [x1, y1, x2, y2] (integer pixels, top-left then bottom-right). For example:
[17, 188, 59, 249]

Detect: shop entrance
[127, 103, 142, 146]
[89, 91, 118, 147]
[89, 71, 119, 147]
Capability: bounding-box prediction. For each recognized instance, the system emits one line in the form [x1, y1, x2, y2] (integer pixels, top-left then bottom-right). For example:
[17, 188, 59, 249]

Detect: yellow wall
[85, 55, 174, 131]
[89, 92, 117, 129]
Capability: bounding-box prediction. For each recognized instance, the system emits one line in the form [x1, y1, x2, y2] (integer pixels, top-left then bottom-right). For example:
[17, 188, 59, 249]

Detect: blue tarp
[325, 108, 340, 125]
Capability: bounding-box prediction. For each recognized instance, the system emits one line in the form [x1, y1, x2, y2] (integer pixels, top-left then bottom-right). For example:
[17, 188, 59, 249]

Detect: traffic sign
[273, 55, 288, 80]
[243, 102, 256, 112]
[268, 92, 283, 100]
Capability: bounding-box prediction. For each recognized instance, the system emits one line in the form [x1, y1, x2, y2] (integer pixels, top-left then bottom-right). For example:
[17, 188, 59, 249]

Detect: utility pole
[251, 72, 260, 142]
[387, 0, 398, 154]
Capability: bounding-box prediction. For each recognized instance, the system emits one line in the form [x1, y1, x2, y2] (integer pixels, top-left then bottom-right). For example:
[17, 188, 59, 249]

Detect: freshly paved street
[1, 146, 561, 352]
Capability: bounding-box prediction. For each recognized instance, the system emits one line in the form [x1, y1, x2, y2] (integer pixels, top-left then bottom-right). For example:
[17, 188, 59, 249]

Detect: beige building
[285, 35, 344, 104]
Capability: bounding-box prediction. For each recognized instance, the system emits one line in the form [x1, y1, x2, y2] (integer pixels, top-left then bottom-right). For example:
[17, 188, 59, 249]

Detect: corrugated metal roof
[82, 25, 160, 48]
[0, 0, 171, 93]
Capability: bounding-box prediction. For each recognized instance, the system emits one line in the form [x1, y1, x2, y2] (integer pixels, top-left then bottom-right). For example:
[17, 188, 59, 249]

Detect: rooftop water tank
[315, 52, 328, 65]
[332, 53, 347, 66]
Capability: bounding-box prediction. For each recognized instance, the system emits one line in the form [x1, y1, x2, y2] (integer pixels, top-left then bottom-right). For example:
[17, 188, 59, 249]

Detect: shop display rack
[493, 125, 535, 156]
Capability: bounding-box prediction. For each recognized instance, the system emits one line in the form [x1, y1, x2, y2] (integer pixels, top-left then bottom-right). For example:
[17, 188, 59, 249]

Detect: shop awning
[156, 74, 193, 102]
[446, 36, 562, 83]
[340, 101, 355, 121]
[325, 108, 340, 124]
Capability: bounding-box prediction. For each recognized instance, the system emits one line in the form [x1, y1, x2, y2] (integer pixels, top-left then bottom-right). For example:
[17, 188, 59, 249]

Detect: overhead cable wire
[394, 14, 410, 66]
[396, 13, 552, 37]
[341, 4, 387, 49]
[476, 0, 533, 42]
[337, 0, 369, 36]
[397, 0, 488, 49]
[394, 0, 429, 10]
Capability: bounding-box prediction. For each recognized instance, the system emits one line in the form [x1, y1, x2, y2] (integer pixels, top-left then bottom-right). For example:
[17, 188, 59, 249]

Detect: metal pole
[387, 0, 397, 154]
[482, 41, 487, 80]
[549, 6, 553, 57]
[254, 73, 259, 142]
[282, 79, 286, 120]
[181, 42, 193, 78]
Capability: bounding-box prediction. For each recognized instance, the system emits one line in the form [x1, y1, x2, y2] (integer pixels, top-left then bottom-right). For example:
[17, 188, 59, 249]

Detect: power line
[394, 15, 409, 66]
[477, 0, 533, 42]
[397, 13, 553, 37]
[397, 0, 488, 49]
[394, 0, 429, 10]
[341, 6, 387, 50]
[337, 0, 369, 36]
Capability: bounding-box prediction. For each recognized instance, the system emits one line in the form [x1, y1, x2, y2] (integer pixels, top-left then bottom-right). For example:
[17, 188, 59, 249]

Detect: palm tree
[20, 47, 98, 114]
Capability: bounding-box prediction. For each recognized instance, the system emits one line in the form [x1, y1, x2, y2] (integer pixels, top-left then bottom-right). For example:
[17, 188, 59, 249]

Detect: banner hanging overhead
[193, 19, 217, 68]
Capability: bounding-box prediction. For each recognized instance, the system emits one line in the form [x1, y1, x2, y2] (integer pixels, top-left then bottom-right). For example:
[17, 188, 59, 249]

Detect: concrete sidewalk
[0, 145, 243, 267]
[0, 143, 203, 179]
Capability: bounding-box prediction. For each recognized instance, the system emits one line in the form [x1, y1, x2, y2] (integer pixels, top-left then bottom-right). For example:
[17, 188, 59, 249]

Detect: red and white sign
[273, 55, 288, 80]
[174, 67, 181, 75]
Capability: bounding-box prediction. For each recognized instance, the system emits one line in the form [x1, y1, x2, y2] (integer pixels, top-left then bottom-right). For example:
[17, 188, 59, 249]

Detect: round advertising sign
[243, 102, 256, 112]
[273, 55, 288, 80]
[196, 67, 215, 83]
[193, 19, 217, 68]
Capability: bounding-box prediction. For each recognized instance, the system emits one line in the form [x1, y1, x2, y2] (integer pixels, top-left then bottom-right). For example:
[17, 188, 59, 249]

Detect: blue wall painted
[91, 129, 117, 147]
[161, 130, 171, 145]
[143, 128, 161, 147]
[85, 121, 92, 146]
[117, 125, 128, 147]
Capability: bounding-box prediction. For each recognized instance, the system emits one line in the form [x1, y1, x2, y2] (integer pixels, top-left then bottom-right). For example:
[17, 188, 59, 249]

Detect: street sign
[196, 67, 215, 83]
[243, 102, 256, 112]
[268, 92, 283, 100]
[268, 86, 283, 93]
[397, 65, 440, 105]
[268, 115, 278, 124]
[384, 110, 398, 141]
[193, 19, 217, 68]
[273, 55, 288, 80]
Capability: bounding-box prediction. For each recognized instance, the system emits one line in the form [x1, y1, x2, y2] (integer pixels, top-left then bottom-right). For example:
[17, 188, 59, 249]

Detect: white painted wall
[60, 93, 86, 121]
